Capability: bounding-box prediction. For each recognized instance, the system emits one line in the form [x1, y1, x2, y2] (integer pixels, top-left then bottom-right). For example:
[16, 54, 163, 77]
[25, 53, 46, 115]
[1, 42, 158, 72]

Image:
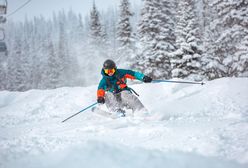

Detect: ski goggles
[104, 68, 116, 74]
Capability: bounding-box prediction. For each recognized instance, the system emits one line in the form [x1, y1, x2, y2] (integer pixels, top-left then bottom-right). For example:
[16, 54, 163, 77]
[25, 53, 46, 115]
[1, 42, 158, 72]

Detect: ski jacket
[97, 69, 145, 98]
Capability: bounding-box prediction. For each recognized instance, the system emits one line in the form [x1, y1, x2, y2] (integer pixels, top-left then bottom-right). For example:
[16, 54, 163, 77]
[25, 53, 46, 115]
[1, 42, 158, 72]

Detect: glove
[97, 97, 105, 104]
[143, 75, 152, 83]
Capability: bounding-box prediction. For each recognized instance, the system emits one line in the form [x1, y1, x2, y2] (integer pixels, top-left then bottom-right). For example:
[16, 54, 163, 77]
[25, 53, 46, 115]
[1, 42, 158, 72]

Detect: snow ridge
[0, 78, 247, 168]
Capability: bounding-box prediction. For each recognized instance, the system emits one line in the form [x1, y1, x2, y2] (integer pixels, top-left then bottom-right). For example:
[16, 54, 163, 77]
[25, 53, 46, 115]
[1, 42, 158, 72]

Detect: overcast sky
[7, 0, 142, 22]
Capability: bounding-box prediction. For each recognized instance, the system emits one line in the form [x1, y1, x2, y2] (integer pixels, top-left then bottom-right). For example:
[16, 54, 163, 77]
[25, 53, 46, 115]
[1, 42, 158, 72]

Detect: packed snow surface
[0, 78, 248, 168]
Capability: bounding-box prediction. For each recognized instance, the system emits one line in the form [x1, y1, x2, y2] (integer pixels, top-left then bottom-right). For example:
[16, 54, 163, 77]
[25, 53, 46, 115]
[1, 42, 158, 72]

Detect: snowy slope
[0, 78, 248, 168]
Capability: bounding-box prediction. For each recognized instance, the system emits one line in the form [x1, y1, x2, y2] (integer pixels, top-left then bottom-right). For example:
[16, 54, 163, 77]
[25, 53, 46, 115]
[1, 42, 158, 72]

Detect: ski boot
[115, 108, 126, 117]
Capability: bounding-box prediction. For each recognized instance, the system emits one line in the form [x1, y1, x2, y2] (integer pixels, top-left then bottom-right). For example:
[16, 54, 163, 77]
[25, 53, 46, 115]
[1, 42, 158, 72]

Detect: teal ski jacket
[97, 69, 145, 98]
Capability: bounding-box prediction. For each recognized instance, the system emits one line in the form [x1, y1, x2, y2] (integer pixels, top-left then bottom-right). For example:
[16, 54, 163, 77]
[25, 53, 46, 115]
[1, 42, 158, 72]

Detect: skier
[95, 59, 152, 116]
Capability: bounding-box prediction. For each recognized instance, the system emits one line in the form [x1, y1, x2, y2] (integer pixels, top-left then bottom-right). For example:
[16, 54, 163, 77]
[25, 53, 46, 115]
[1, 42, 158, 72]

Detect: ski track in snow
[0, 78, 248, 168]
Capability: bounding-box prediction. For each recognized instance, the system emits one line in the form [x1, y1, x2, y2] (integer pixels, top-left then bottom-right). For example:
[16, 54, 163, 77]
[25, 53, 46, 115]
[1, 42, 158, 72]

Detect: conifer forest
[0, 0, 247, 91]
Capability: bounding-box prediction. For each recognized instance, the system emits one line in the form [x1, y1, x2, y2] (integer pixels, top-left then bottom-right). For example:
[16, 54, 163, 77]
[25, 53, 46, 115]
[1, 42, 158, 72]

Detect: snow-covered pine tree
[59, 11, 81, 87]
[69, 13, 86, 86]
[116, 0, 135, 68]
[7, 32, 31, 91]
[1, 21, 14, 90]
[171, 0, 203, 81]
[84, 2, 108, 85]
[100, 16, 110, 57]
[21, 20, 34, 90]
[0, 51, 7, 90]
[135, 0, 158, 77]
[30, 16, 48, 89]
[75, 14, 85, 44]
[67, 9, 81, 43]
[102, 8, 118, 58]
[210, 0, 248, 77]
[34, 17, 54, 89]
[45, 35, 61, 89]
[200, 0, 223, 80]
[57, 21, 72, 87]
[159, 0, 176, 52]
[153, 0, 176, 78]
[89, 2, 105, 47]
[0, 21, 8, 90]
[135, 0, 174, 79]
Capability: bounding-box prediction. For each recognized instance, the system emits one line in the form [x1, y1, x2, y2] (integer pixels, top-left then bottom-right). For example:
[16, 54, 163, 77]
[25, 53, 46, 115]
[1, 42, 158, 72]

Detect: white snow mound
[0, 77, 248, 168]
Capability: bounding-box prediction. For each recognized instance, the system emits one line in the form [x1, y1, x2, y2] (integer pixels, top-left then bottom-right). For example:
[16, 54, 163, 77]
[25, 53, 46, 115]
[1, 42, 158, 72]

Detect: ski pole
[152, 79, 205, 85]
[62, 102, 98, 123]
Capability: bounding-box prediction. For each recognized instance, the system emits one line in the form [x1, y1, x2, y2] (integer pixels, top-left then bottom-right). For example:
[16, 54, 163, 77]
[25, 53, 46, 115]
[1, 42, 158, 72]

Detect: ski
[91, 106, 124, 119]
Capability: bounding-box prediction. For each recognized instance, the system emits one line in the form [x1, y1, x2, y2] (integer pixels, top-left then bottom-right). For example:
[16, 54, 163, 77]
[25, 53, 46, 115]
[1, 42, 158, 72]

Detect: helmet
[103, 59, 116, 69]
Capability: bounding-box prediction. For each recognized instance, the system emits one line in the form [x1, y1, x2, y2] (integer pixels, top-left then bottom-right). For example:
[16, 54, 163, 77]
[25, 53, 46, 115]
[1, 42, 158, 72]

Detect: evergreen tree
[45, 35, 60, 88]
[103, 8, 118, 58]
[75, 14, 85, 43]
[153, 0, 176, 78]
[7, 33, 31, 91]
[116, 0, 135, 68]
[135, 0, 175, 79]
[201, 0, 224, 79]
[84, 2, 108, 85]
[160, 0, 176, 52]
[171, 0, 203, 80]
[31, 16, 47, 89]
[57, 21, 71, 86]
[89, 2, 105, 46]
[0, 52, 7, 90]
[210, 0, 248, 77]
[135, 0, 162, 78]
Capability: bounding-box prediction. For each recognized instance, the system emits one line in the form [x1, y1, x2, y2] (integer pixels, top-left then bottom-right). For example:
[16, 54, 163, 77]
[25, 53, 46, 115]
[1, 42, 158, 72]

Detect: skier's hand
[97, 97, 105, 104]
[143, 76, 152, 83]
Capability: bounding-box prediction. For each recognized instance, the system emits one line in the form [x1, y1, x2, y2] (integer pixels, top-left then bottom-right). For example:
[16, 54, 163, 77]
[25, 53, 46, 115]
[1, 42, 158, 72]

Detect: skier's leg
[105, 92, 123, 112]
[121, 90, 147, 112]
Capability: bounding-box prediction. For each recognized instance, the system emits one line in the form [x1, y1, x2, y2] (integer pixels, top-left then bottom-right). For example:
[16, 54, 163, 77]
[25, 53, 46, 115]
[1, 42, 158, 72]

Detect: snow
[0, 77, 248, 168]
